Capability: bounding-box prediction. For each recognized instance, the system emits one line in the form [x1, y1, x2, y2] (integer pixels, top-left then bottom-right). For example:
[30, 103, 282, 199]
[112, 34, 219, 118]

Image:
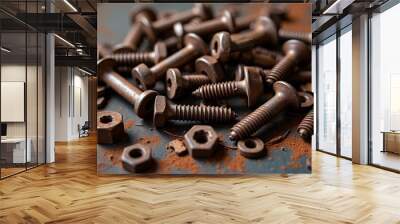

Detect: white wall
[54, 66, 89, 141]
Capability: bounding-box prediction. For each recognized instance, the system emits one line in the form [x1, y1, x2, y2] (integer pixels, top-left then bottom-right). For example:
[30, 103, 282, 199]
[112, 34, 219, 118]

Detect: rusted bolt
[111, 42, 168, 66]
[297, 92, 313, 112]
[231, 48, 280, 69]
[98, 58, 158, 119]
[121, 143, 153, 173]
[153, 95, 237, 128]
[229, 81, 299, 140]
[97, 111, 125, 144]
[140, 3, 213, 43]
[297, 109, 314, 141]
[166, 68, 211, 99]
[238, 137, 265, 159]
[173, 10, 236, 44]
[97, 97, 108, 109]
[234, 65, 268, 81]
[193, 66, 263, 107]
[265, 40, 309, 87]
[113, 7, 157, 53]
[210, 17, 277, 62]
[279, 29, 312, 44]
[285, 70, 311, 85]
[132, 33, 208, 90]
[195, 55, 224, 83]
[184, 125, 218, 158]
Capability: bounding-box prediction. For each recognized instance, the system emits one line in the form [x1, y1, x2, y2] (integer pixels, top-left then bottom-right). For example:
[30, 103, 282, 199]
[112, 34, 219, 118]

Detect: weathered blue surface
[97, 89, 311, 175]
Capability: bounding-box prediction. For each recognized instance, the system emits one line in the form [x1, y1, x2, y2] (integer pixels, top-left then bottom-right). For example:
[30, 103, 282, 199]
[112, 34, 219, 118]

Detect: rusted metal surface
[97, 3, 312, 175]
[97, 87, 311, 174]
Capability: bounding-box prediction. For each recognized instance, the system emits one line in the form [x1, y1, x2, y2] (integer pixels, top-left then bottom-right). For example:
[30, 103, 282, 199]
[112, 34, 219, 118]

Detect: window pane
[371, 4, 400, 171]
[339, 27, 352, 158]
[317, 35, 337, 154]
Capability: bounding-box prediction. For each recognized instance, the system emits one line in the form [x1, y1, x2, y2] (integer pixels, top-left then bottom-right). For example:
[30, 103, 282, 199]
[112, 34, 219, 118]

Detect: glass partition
[370, 3, 400, 171]
[0, 1, 46, 179]
[339, 26, 352, 158]
[317, 35, 337, 154]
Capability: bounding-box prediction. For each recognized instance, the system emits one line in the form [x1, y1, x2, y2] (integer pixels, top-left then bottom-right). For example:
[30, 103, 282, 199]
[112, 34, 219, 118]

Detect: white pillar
[352, 14, 369, 164]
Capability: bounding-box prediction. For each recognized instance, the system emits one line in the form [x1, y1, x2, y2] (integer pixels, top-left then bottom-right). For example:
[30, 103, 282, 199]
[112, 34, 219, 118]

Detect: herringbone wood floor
[0, 135, 399, 224]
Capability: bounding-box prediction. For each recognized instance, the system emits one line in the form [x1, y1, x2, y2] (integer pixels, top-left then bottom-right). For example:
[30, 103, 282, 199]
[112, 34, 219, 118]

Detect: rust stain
[137, 135, 160, 146]
[158, 152, 199, 173]
[224, 150, 246, 173]
[124, 119, 135, 129]
[269, 132, 311, 169]
[103, 147, 124, 169]
[167, 139, 187, 156]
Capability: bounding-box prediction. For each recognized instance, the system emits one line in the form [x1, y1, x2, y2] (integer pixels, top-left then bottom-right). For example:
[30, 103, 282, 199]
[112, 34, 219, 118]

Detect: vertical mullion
[315, 44, 319, 151]
[25, 0, 28, 171]
[36, 0, 39, 167]
[367, 11, 373, 165]
[336, 27, 341, 157]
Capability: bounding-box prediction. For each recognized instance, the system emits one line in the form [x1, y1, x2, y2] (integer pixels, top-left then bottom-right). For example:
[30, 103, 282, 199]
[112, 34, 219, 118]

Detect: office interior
[312, 0, 400, 173]
[0, 0, 97, 179]
[0, 0, 399, 222]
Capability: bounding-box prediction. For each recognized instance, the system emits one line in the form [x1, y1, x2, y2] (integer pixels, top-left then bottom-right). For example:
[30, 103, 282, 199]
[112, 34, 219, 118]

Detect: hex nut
[237, 137, 265, 159]
[97, 111, 125, 144]
[121, 143, 153, 173]
[195, 55, 224, 82]
[184, 125, 218, 158]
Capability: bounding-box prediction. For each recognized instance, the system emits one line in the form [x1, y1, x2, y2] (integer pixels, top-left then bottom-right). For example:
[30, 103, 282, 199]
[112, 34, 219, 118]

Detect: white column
[352, 14, 369, 164]
[46, 33, 55, 163]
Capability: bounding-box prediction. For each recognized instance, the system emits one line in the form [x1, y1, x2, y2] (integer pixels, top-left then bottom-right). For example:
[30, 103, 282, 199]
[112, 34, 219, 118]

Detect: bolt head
[210, 31, 231, 62]
[243, 67, 264, 107]
[173, 22, 185, 46]
[283, 40, 309, 62]
[273, 81, 300, 110]
[297, 91, 314, 112]
[221, 10, 236, 33]
[184, 33, 209, 56]
[97, 57, 116, 78]
[251, 16, 278, 46]
[131, 63, 156, 90]
[139, 16, 157, 44]
[166, 68, 184, 99]
[153, 42, 168, 63]
[184, 125, 218, 158]
[195, 55, 224, 82]
[121, 144, 152, 173]
[193, 3, 213, 20]
[153, 95, 169, 128]
[130, 6, 157, 24]
[134, 90, 158, 119]
[238, 137, 265, 159]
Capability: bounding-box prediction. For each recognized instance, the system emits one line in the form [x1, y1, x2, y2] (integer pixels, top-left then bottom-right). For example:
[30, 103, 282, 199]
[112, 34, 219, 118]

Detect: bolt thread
[184, 75, 211, 89]
[266, 56, 295, 84]
[279, 30, 311, 43]
[192, 81, 244, 99]
[173, 104, 236, 123]
[111, 52, 153, 66]
[297, 110, 314, 138]
[230, 102, 277, 140]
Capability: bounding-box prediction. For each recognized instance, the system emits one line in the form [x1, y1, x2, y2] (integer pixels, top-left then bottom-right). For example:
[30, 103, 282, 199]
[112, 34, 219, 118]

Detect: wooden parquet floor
[1, 135, 400, 224]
